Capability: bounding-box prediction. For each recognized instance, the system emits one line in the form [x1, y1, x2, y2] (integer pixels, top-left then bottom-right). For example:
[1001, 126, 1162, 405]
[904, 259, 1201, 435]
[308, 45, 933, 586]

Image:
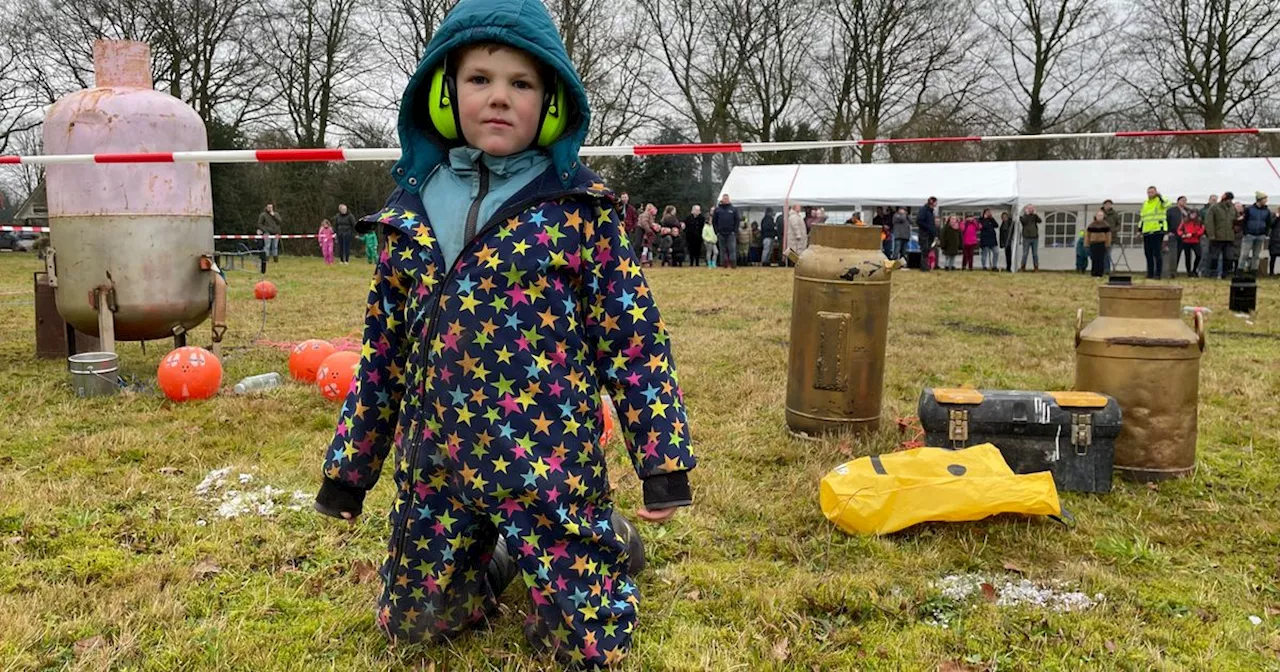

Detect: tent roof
[1015, 157, 1280, 207]
[720, 157, 1280, 209]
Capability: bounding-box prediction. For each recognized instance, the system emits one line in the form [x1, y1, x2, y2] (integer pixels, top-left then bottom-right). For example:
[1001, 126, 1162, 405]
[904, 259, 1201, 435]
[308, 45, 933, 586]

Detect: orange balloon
[157, 346, 222, 401]
[254, 281, 278, 300]
[315, 350, 360, 402]
[600, 393, 618, 446]
[289, 339, 336, 382]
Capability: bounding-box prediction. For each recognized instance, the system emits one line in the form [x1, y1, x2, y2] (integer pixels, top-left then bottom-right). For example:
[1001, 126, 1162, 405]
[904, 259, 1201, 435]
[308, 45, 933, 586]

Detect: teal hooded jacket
[390, 0, 592, 192]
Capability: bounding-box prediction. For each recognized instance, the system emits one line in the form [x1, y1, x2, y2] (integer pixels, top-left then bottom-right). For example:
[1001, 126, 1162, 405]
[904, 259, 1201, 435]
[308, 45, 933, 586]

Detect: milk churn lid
[810, 224, 880, 251]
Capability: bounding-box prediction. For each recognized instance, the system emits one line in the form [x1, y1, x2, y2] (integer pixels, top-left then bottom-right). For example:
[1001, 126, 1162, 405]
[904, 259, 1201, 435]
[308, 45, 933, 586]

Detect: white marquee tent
[719, 157, 1280, 271]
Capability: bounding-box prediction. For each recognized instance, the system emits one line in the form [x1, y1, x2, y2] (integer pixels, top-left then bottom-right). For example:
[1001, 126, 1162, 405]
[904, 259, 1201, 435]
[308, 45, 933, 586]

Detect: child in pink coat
[318, 219, 335, 264]
[961, 216, 980, 270]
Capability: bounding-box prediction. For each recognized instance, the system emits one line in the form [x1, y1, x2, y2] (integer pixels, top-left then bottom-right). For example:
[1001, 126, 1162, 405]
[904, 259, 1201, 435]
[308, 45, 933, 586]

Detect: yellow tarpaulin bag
[819, 444, 1062, 535]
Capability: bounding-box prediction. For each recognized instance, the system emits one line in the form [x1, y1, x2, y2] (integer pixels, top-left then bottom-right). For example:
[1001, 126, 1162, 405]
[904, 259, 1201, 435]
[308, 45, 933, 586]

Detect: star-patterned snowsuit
[312, 1, 695, 667]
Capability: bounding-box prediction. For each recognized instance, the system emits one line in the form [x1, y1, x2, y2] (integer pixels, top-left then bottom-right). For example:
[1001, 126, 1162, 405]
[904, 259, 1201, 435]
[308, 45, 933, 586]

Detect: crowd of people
[253, 202, 380, 267]
[616, 192, 830, 268]
[1075, 189, 1280, 279]
[260, 187, 1280, 279]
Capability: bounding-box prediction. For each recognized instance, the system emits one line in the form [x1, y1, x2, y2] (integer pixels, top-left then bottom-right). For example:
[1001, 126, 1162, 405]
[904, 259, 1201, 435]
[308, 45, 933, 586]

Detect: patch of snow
[195, 467, 309, 522]
[933, 572, 1103, 613]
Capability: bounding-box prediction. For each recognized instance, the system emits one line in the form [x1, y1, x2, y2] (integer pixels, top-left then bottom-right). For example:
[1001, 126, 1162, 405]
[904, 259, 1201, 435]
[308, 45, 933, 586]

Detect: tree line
[2, 0, 1280, 241]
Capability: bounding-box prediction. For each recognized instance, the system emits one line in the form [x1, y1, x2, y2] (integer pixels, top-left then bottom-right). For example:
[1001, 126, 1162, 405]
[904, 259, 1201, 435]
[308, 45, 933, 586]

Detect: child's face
[455, 46, 545, 156]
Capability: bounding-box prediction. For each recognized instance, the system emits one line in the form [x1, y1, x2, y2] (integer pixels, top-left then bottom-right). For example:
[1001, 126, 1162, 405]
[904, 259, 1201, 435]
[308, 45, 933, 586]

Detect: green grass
[2, 252, 1279, 670]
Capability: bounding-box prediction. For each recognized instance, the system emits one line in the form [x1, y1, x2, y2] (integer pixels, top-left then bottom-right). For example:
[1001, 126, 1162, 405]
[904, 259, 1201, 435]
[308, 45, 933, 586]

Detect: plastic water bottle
[233, 372, 283, 395]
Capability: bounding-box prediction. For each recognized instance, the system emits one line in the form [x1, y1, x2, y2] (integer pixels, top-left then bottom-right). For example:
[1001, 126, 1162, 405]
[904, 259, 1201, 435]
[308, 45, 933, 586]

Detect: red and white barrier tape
[1, 225, 315, 239]
[0, 129, 1274, 165]
[213, 233, 317, 239]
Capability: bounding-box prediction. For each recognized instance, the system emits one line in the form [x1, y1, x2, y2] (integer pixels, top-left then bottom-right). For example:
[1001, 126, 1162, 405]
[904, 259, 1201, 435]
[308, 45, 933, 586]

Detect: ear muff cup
[425, 63, 572, 147]
[426, 65, 460, 142]
[535, 78, 570, 147]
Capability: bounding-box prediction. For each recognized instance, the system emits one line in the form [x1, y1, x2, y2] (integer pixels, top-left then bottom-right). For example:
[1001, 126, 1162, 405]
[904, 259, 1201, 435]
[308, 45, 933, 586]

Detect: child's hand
[313, 499, 360, 523]
[636, 506, 678, 523]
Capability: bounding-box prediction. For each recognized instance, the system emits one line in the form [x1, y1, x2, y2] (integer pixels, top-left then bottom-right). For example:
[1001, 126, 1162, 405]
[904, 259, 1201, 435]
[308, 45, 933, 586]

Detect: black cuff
[314, 478, 367, 519]
[642, 471, 692, 509]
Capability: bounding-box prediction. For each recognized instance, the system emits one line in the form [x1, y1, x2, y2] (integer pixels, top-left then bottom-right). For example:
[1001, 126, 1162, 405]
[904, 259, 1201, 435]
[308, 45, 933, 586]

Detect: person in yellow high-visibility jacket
[1140, 186, 1170, 278]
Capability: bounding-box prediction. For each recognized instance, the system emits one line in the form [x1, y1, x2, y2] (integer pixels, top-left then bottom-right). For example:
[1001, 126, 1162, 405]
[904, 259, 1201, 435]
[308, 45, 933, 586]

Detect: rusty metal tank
[786, 224, 897, 436]
[43, 40, 213, 344]
[1074, 282, 1205, 481]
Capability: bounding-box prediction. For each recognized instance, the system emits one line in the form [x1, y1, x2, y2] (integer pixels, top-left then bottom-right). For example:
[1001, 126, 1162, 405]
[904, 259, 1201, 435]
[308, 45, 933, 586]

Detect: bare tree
[17, 0, 157, 102]
[149, 0, 269, 127]
[0, 18, 42, 155]
[1127, 0, 1280, 157]
[255, 0, 370, 148]
[981, 0, 1117, 159]
[372, 0, 456, 82]
[816, 0, 973, 164]
[634, 0, 755, 186]
[548, 0, 651, 145]
[735, 0, 814, 144]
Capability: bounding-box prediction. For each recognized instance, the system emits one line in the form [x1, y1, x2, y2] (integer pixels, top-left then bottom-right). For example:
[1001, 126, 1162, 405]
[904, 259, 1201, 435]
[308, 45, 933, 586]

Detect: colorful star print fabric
[321, 168, 695, 667]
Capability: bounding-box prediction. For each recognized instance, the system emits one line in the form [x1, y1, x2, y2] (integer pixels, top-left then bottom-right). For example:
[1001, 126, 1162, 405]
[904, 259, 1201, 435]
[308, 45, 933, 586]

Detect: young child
[638, 203, 657, 266]
[318, 219, 336, 264]
[960, 216, 979, 271]
[1085, 209, 1112, 278]
[312, 1, 695, 667]
[702, 212, 718, 267]
[359, 230, 379, 263]
[940, 215, 962, 270]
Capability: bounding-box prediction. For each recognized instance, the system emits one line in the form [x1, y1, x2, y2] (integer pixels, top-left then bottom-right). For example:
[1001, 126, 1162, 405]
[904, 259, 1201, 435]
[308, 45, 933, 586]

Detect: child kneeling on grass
[311, 0, 697, 667]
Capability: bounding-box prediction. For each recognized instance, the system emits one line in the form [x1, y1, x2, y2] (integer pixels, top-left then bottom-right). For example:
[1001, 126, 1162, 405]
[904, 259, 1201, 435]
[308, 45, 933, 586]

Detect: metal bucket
[68, 352, 120, 397]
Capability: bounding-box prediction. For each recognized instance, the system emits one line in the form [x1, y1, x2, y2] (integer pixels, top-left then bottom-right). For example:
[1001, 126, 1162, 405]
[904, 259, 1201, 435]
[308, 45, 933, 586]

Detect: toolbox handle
[1074, 308, 1084, 348]
[1193, 310, 1206, 352]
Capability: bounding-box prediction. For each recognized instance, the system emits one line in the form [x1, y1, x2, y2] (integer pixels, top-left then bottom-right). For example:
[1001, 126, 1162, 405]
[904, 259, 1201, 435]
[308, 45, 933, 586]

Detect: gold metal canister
[1074, 283, 1205, 481]
[786, 224, 896, 436]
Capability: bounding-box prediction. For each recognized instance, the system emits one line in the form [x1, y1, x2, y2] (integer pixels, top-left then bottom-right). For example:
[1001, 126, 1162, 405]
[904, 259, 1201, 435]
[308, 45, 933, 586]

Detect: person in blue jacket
[310, 0, 697, 666]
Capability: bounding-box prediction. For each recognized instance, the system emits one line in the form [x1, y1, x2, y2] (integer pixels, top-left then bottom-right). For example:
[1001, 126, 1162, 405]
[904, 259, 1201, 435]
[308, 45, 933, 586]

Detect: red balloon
[157, 346, 222, 401]
[289, 339, 336, 382]
[315, 351, 360, 402]
[254, 281, 278, 300]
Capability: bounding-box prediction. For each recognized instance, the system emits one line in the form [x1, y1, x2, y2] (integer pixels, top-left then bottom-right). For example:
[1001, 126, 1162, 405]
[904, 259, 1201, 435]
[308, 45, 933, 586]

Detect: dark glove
[641, 471, 692, 510]
[314, 478, 367, 519]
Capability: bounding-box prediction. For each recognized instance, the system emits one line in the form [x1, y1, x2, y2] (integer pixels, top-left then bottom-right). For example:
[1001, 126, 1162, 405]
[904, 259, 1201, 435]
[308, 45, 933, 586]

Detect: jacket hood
[392, 0, 591, 191]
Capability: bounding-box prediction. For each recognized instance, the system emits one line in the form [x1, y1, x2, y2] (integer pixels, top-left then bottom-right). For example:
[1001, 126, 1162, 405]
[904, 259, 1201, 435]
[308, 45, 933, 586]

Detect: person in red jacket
[1177, 209, 1206, 277]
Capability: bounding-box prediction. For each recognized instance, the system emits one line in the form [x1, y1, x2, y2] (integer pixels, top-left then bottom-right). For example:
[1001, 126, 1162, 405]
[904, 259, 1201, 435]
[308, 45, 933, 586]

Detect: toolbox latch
[948, 409, 969, 447]
[1071, 413, 1092, 455]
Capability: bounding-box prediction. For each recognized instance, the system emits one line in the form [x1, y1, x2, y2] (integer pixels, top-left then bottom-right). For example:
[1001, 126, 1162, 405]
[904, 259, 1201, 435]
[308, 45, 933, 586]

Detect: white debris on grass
[195, 466, 310, 521]
[928, 573, 1103, 625]
[1249, 615, 1263, 626]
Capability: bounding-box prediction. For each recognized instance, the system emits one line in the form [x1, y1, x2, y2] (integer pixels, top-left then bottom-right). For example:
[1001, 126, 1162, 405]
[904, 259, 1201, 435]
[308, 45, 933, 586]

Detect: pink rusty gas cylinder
[44, 40, 213, 343]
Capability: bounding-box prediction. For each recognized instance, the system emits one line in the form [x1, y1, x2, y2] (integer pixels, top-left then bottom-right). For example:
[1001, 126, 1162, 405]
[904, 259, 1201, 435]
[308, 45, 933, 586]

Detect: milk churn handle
[1193, 309, 1206, 352]
[1074, 308, 1084, 349]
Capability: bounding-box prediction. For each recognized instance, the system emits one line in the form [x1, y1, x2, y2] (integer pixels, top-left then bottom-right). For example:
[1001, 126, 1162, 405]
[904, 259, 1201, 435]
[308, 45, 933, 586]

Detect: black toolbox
[918, 389, 1121, 493]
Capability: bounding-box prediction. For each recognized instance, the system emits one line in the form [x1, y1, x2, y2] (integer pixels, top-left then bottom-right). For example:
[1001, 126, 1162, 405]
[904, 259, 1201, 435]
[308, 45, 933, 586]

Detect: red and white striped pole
[0, 128, 1276, 165]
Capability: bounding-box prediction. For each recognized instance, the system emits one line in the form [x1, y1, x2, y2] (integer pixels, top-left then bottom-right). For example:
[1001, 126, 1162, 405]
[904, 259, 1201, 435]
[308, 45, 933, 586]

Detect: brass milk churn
[1074, 283, 1205, 481]
[786, 224, 896, 436]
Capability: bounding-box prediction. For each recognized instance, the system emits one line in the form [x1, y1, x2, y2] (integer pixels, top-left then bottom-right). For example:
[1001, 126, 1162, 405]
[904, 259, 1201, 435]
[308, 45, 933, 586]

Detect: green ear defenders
[426, 62, 570, 147]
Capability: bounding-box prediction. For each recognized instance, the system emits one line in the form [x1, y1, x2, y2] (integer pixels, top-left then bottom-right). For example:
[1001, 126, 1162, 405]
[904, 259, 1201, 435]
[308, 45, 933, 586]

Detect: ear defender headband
[425, 60, 570, 147]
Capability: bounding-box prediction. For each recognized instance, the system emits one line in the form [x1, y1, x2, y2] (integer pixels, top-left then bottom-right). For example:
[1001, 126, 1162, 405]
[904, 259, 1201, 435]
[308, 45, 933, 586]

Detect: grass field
[1, 251, 1278, 671]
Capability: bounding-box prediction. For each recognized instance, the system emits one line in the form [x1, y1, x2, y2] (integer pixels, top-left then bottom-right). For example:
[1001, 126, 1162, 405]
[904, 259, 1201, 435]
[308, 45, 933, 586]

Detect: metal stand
[95, 287, 116, 353]
[1111, 242, 1133, 274]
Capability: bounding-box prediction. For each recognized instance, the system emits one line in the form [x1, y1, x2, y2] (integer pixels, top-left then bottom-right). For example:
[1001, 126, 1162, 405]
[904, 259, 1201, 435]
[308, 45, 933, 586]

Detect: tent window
[1042, 211, 1078, 248]
[1115, 211, 1142, 248]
